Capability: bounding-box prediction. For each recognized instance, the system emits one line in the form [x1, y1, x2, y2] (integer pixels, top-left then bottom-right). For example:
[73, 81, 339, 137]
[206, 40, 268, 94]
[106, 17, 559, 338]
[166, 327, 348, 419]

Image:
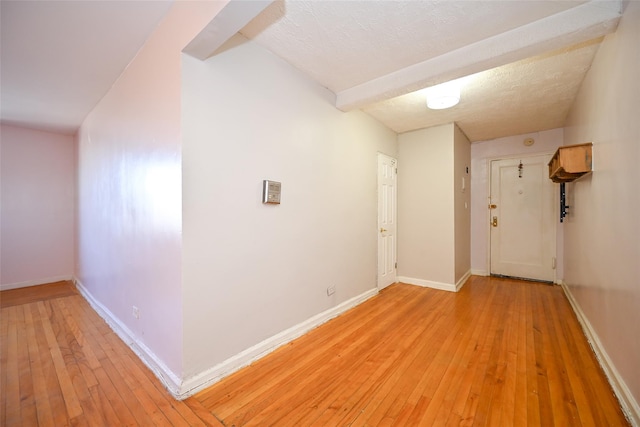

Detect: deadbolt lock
[492, 216, 498, 227]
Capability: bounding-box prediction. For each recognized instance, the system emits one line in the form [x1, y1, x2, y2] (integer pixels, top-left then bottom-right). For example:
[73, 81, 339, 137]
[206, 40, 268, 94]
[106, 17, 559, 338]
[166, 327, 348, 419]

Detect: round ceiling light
[426, 81, 461, 110]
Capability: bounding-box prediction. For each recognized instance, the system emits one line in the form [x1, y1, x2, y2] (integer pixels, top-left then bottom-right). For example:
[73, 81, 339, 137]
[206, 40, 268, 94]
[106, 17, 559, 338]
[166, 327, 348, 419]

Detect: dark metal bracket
[560, 182, 569, 222]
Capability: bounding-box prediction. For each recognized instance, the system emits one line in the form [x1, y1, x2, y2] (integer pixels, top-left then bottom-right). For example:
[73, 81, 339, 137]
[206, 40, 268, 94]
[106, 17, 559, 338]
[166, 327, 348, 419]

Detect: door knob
[492, 216, 498, 227]
[380, 228, 387, 233]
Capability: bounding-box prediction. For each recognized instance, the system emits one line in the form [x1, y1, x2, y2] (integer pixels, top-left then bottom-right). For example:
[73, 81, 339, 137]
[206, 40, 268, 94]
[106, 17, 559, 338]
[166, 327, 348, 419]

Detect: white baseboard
[455, 270, 472, 291]
[74, 278, 183, 398]
[1, 275, 74, 291]
[471, 269, 488, 277]
[560, 282, 640, 426]
[178, 287, 379, 399]
[397, 270, 471, 293]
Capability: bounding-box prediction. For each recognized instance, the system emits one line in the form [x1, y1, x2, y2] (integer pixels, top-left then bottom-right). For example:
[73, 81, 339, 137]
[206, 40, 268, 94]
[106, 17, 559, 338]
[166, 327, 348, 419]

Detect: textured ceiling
[240, 0, 621, 142]
[362, 39, 603, 142]
[241, 0, 585, 92]
[0, 0, 623, 141]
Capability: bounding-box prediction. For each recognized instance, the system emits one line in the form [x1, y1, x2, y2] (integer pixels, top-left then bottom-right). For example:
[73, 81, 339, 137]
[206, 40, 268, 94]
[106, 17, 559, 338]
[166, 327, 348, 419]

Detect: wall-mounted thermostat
[262, 180, 281, 204]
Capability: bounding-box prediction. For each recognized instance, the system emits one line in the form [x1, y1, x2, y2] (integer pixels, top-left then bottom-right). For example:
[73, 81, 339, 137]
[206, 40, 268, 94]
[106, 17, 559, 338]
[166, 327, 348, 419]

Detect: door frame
[485, 152, 558, 282]
[377, 152, 398, 290]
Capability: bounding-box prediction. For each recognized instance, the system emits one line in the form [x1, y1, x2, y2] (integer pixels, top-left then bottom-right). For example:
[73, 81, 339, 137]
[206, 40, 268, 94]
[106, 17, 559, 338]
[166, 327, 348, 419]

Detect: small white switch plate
[327, 286, 335, 296]
[132, 306, 140, 319]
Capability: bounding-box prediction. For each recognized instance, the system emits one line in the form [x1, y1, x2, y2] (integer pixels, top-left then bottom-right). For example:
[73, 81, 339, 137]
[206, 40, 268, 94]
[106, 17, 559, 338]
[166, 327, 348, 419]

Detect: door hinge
[395, 262, 397, 269]
[552, 257, 557, 269]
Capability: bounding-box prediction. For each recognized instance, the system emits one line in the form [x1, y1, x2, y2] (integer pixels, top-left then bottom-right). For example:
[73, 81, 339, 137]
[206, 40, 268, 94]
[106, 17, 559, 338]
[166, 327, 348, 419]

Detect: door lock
[492, 216, 498, 227]
[380, 228, 387, 233]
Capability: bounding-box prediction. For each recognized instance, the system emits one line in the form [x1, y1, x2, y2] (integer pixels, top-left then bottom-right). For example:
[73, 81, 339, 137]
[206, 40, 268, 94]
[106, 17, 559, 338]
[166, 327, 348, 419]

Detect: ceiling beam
[183, 0, 274, 60]
[336, 0, 622, 111]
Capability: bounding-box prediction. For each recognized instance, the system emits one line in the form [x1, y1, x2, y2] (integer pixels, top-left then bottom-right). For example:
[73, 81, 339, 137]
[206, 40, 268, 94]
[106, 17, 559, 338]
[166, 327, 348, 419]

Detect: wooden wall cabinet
[548, 142, 593, 183]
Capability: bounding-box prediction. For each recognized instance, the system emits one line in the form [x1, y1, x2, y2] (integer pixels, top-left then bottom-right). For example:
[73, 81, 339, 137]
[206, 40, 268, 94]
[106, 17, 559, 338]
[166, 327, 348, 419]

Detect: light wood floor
[1, 281, 222, 426]
[1, 277, 630, 426]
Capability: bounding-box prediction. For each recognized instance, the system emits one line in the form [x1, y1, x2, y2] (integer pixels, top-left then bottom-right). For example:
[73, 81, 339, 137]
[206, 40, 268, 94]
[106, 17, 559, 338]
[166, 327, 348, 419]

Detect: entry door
[377, 153, 397, 290]
[490, 155, 556, 282]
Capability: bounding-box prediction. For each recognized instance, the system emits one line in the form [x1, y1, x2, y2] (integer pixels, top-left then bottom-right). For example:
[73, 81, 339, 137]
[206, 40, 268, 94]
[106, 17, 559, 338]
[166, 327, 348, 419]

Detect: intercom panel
[262, 180, 281, 204]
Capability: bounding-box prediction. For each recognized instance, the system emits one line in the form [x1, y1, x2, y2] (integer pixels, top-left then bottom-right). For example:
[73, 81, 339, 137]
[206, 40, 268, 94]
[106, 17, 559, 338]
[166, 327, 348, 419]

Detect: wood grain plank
[24, 303, 56, 427]
[193, 279, 629, 427]
[525, 284, 542, 426]
[99, 357, 158, 425]
[91, 366, 138, 426]
[16, 302, 39, 426]
[5, 306, 22, 426]
[183, 397, 226, 427]
[57, 298, 102, 370]
[531, 283, 556, 426]
[293, 290, 447, 426]
[430, 279, 498, 426]
[445, 280, 500, 427]
[1, 277, 630, 427]
[216, 287, 419, 425]
[1, 281, 77, 308]
[551, 289, 628, 424]
[119, 351, 191, 426]
[0, 300, 10, 427]
[540, 288, 579, 426]
[37, 300, 83, 419]
[484, 283, 516, 427]
[512, 283, 528, 426]
[49, 299, 108, 426]
[197, 285, 416, 412]
[31, 301, 71, 426]
[87, 384, 122, 426]
[337, 292, 451, 427]
[460, 281, 509, 427]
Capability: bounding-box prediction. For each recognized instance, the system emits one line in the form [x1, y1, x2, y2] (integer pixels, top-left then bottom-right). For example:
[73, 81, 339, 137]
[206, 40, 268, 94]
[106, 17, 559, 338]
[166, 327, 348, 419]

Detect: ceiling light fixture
[425, 80, 461, 110]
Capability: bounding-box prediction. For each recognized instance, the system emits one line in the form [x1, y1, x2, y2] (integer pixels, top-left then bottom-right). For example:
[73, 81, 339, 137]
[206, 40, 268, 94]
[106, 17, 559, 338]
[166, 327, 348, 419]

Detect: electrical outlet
[132, 306, 140, 319]
[327, 286, 335, 296]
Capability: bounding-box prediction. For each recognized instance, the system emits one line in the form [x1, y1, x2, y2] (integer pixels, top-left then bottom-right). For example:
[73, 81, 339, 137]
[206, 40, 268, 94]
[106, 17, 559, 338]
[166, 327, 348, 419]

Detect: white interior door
[490, 155, 556, 282]
[377, 153, 397, 290]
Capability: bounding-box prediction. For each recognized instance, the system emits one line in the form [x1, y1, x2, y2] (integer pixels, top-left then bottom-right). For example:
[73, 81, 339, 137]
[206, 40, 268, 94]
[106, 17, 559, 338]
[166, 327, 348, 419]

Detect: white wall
[181, 35, 397, 381]
[563, 0, 639, 416]
[453, 125, 471, 282]
[397, 124, 457, 286]
[0, 124, 75, 289]
[470, 129, 563, 277]
[76, 1, 228, 386]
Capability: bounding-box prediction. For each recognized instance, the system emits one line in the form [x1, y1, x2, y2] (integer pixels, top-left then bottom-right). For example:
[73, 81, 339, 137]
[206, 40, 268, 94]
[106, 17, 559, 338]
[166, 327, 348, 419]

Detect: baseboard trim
[470, 269, 488, 277]
[397, 276, 457, 292]
[73, 278, 183, 398]
[1, 275, 74, 291]
[455, 270, 472, 291]
[560, 281, 640, 426]
[178, 287, 379, 399]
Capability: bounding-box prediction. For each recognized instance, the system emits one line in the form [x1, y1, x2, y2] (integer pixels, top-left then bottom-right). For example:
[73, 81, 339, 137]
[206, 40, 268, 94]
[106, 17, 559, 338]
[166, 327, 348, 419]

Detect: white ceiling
[242, 0, 586, 93]
[0, 0, 623, 141]
[362, 39, 603, 141]
[0, 0, 172, 135]
[239, 0, 621, 141]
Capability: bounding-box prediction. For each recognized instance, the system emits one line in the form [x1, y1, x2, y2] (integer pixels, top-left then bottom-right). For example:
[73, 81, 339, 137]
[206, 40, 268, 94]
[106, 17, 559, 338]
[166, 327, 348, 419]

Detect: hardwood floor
[1, 277, 630, 426]
[192, 276, 629, 426]
[0, 281, 223, 427]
